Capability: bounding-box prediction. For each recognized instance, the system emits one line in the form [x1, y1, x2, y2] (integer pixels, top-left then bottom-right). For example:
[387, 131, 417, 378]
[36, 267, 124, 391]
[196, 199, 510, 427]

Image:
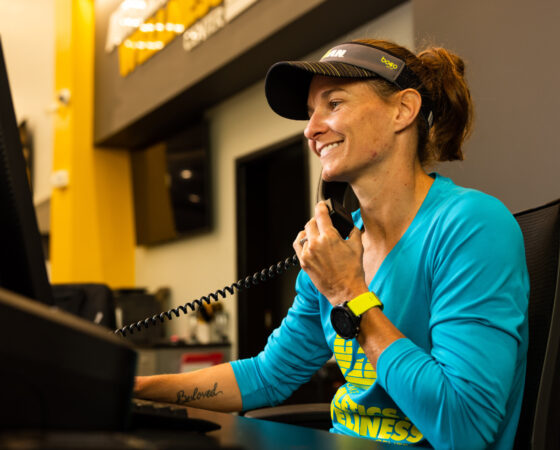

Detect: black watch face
[331, 306, 358, 339]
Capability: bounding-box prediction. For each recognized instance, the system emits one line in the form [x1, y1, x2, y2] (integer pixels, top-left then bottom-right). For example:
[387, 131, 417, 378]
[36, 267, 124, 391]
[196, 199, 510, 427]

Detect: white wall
[0, 0, 55, 204]
[134, 2, 414, 358]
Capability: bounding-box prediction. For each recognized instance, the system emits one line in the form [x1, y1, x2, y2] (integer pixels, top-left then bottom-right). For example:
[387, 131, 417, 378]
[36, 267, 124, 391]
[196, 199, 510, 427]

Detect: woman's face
[304, 75, 397, 183]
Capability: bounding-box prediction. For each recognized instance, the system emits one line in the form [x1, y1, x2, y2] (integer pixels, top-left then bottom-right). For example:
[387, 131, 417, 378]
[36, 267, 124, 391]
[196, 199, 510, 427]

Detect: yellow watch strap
[347, 291, 383, 316]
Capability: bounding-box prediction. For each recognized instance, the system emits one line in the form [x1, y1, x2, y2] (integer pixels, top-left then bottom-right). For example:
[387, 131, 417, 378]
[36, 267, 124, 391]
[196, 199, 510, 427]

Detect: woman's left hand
[293, 201, 369, 305]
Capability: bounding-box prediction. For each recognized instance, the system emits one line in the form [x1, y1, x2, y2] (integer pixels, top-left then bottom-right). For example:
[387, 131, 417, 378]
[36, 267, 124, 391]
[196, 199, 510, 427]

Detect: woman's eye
[329, 100, 341, 110]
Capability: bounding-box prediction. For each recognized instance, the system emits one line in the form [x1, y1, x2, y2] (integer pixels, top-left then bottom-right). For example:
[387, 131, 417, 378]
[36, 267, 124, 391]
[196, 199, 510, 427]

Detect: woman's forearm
[134, 362, 242, 412]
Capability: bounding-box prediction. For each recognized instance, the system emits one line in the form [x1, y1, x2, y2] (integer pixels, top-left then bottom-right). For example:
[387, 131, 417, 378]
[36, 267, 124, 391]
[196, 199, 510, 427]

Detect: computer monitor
[0, 37, 53, 306]
[0, 37, 137, 430]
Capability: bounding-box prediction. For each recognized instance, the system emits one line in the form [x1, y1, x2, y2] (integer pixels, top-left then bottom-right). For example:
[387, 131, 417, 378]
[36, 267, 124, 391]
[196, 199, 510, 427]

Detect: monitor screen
[0, 37, 53, 305]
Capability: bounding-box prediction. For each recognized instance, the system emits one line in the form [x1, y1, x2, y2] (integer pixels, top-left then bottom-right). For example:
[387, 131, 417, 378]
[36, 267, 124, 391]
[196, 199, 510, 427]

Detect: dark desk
[0, 407, 412, 449]
[186, 406, 409, 449]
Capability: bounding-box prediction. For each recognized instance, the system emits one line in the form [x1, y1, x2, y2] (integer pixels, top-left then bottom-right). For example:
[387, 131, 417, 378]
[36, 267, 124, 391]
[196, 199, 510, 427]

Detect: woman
[135, 39, 529, 449]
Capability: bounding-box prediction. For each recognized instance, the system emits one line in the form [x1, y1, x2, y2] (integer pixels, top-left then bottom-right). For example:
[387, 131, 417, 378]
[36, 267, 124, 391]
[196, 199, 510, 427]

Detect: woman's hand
[294, 201, 369, 305]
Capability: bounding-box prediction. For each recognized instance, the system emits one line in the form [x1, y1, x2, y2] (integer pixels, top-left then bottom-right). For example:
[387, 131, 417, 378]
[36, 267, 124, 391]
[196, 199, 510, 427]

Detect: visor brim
[264, 61, 376, 120]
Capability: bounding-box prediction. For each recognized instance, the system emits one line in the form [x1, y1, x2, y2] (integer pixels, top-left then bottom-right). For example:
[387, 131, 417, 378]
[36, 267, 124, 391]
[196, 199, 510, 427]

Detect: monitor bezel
[0, 36, 53, 305]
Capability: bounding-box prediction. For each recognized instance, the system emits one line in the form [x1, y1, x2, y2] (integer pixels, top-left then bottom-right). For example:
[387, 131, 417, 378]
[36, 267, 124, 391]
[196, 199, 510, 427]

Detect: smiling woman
[303, 76, 402, 183]
[134, 38, 529, 450]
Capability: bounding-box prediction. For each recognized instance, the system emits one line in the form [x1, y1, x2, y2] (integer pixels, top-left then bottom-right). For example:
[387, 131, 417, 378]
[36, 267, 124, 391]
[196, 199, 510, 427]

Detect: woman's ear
[394, 89, 422, 133]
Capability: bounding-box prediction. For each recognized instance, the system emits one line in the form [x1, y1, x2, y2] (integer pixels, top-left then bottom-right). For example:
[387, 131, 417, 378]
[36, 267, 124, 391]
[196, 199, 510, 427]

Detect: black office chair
[245, 199, 560, 449]
[513, 199, 560, 449]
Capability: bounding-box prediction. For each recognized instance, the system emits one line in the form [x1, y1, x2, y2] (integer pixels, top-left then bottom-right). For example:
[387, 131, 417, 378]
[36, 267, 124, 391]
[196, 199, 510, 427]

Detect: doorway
[236, 135, 309, 359]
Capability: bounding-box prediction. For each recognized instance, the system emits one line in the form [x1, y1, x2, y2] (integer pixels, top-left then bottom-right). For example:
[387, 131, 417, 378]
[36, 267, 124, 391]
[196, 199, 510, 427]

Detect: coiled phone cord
[114, 254, 299, 337]
[114, 197, 355, 337]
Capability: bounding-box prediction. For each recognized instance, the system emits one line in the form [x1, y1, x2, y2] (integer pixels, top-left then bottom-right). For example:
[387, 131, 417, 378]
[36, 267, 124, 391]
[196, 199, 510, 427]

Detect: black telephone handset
[323, 197, 354, 239]
[115, 179, 357, 337]
[318, 179, 356, 239]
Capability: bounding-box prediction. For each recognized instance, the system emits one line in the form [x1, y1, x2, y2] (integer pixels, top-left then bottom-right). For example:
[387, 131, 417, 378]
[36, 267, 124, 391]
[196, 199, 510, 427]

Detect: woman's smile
[318, 141, 343, 158]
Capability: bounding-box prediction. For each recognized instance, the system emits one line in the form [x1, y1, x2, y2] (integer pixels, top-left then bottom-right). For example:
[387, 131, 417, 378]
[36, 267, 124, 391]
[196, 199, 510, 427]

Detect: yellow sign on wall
[117, 0, 223, 77]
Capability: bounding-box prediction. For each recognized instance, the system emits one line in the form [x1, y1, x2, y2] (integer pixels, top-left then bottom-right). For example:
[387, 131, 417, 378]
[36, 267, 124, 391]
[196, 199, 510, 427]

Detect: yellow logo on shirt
[331, 336, 423, 443]
[333, 336, 377, 388]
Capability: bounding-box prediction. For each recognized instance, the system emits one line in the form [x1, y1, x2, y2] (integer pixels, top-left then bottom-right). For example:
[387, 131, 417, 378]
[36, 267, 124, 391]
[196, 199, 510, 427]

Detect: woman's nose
[304, 110, 328, 141]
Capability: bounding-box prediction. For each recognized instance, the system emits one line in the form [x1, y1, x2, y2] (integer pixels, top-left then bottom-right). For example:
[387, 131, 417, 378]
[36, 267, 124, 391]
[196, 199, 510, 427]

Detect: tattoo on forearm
[176, 382, 224, 405]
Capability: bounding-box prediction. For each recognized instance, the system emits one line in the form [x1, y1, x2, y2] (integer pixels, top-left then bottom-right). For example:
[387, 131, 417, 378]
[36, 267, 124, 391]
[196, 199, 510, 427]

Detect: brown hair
[353, 38, 474, 166]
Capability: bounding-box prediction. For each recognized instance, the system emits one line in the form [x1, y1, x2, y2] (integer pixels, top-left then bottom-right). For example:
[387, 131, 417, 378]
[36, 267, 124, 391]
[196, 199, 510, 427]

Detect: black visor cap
[265, 63, 315, 120]
[264, 42, 433, 127]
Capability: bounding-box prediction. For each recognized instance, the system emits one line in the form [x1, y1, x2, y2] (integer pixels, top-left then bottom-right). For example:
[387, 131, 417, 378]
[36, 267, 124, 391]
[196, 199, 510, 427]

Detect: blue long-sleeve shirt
[231, 174, 529, 449]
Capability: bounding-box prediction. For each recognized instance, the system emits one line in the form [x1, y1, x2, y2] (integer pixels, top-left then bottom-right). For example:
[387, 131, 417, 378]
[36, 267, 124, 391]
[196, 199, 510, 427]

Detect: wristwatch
[330, 291, 383, 339]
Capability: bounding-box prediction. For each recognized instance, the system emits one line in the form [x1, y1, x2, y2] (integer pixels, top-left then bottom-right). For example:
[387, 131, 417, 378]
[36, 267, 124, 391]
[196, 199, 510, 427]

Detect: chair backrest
[51, 283, 116, 329]
[513, 199, 560, 449]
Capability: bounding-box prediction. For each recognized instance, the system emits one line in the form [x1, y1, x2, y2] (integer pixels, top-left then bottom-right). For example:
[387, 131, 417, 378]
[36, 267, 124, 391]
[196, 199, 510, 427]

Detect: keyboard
[130, 398, 221, 433]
